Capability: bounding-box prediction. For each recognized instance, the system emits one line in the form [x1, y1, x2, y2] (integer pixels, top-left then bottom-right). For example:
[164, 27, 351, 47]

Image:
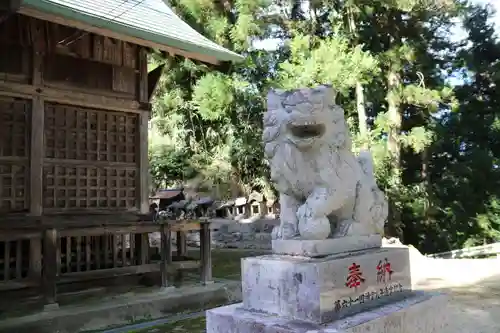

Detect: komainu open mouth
[289, 122, 326, 139]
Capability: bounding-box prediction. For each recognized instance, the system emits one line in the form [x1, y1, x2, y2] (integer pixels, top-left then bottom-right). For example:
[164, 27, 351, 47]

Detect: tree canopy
[149, 0, 500, 254]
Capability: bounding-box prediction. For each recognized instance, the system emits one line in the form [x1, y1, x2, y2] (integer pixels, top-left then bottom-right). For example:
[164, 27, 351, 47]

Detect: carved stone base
[206, 292, 450, 333]
[272, 234, 382, 257]
[242, 247, 411, 324]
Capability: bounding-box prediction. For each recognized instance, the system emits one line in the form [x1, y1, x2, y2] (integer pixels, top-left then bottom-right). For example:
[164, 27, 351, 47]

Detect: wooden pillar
[137, 47, 150, 215]
[30, 95, 44, 215]
[160, 223, 172, 289]
[138, 111, 149, 214]
[200, 222, 213, 285]
[176, 231, 187, 258]
[29, 47, 44, 284]
[137, 50, 150, 260]
[42, 228, 58, 308]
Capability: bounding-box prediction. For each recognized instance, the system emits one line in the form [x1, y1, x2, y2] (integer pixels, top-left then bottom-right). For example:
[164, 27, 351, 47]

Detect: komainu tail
[356, 150, 387, 234]
[357, 150, 376, 182]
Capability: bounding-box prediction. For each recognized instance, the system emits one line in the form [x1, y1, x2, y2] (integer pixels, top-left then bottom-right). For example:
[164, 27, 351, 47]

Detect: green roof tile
[22, 0, 243, 63]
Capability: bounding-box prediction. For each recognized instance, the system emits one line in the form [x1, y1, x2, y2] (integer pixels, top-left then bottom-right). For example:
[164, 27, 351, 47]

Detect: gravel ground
[414, 260, 500, 333]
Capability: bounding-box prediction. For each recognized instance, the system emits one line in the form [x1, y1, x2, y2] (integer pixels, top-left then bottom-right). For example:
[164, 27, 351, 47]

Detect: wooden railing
[0, 232, 41, 292]
[0, 221, 212, 307]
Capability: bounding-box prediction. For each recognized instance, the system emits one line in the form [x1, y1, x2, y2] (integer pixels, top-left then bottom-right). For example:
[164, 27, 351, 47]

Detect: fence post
[160, 223, 172, 290]
[200, 221, 213, 285]
[42, 228, 59, 309]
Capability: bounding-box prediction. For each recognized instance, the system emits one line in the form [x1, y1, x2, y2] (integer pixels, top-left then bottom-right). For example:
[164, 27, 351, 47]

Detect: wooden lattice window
[0, 97, 30, 213]
[0, 164, 28, 213]
[0, 97, 30, 157]
[43, 165, 137, 210]
[44, 103, 137, 163]
[43, 103, 138, 211]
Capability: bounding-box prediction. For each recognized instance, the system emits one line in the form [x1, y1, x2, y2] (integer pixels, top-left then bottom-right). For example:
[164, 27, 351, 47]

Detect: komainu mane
[262, 85, 388, 240]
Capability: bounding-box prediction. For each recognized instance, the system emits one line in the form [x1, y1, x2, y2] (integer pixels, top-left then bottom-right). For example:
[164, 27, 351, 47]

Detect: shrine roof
[20, 0, 243, 64]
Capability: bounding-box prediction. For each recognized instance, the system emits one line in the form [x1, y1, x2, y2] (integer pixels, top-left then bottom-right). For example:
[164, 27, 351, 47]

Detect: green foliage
[276, 34, 379, 92]
[192, 73, 234, 121]
[149, 0, 500, 254]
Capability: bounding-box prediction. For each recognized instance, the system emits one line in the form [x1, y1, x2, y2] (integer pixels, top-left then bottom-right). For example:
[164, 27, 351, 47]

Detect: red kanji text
[345, 263, 365, 289]
[376, 258, 394, 283]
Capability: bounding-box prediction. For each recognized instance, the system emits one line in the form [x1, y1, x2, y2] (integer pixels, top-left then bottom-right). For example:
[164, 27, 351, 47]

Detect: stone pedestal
[206, 247, 449, 333]
[207, 291, 449, 333]
[272, 235, 382, 257]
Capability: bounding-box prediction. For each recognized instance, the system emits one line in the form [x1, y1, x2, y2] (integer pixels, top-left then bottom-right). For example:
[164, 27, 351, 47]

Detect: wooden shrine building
[0, 0, 242, 309]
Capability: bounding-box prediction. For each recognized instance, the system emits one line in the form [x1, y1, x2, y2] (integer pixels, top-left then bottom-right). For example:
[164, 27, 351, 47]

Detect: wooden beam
[59, 263, 157, 282]
[0, 80, 144, 113]
[58, 260, 199, 284]
[138, 110, 150, 214]
[0, 217, 203, 231]
[58, 225, 158, 237]
[0, 231, 41, 242]
[18, 7, 221, 65]
[0, 279, 39, 292]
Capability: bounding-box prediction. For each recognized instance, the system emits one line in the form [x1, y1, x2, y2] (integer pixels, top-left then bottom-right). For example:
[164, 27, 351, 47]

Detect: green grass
[124, 249, 268, 333]
[181, 248, 268, 280]
[211, 249, 268, 279]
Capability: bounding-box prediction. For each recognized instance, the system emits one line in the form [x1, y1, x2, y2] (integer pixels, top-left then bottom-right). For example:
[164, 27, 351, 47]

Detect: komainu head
[262, 85, 351, 158]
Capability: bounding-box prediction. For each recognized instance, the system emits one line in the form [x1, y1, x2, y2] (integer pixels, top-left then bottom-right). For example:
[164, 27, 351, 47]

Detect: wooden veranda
[0, 0, 242, 309]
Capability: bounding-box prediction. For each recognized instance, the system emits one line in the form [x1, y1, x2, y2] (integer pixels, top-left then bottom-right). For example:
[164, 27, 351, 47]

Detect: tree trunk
[346, 6, 369, 146]
[387, 70, 402, 169]
[386, 68, 403, 239]
[421, 147, 430, 225]
[356, 82, 368, 147]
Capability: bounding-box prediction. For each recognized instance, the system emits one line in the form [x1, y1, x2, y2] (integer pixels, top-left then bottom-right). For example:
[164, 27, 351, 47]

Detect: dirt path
[413, 255, 500, 332]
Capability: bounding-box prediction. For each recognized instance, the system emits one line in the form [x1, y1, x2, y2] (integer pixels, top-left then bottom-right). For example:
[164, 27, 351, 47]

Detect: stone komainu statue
[262, 85, 388, 240]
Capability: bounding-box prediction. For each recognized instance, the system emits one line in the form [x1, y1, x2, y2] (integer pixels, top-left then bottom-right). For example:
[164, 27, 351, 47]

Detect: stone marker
[206, 85, 450, 333]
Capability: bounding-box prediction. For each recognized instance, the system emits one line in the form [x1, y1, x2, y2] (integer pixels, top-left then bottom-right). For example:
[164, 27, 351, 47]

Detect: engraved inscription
[334, 282, 404, 312]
